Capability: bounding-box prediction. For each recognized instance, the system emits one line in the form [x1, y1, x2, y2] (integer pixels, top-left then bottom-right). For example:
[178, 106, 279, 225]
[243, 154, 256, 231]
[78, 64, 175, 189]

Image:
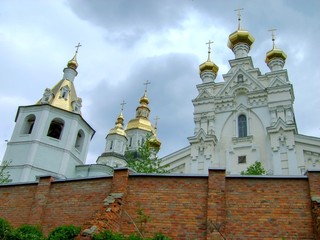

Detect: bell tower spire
[97, 101, 128, 168]
[2, 45, 95, 182]
[39, 44, 83, 114]
[125, 81, 161, 152]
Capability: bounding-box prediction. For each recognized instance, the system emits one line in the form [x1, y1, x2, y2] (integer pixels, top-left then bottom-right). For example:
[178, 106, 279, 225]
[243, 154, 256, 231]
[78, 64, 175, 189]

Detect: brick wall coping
[52, 175, 113, 183]
[226, 175, 308, 179]
[129, 173, 208, 178]
[0, 181, 38, 187]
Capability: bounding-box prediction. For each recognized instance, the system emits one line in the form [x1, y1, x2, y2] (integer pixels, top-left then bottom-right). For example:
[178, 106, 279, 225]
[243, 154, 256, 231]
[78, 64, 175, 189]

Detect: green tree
[125, 136, 169, 174]
[0, 160, 11, 184]
[241, 161, 266, 175]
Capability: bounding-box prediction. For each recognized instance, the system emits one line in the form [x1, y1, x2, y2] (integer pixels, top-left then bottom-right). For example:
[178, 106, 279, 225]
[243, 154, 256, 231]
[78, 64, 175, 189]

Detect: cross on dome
[120, 100, 126, 112]
[75, 42, 82, 54]
[234, 7, 244, 30]
[205, 40, 214, 61]
[268, 28, 277, 49]
[144, 80, 151, 92]
[154, 116, 160, 129]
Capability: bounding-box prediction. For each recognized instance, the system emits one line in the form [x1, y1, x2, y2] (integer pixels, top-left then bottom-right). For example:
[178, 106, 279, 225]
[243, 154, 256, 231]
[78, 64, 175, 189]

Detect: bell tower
[2, 44, 95, 182]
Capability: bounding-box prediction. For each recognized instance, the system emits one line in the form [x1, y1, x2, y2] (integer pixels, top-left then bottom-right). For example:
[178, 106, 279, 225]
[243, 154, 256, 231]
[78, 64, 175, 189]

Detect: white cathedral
[2, 18, 320, 182]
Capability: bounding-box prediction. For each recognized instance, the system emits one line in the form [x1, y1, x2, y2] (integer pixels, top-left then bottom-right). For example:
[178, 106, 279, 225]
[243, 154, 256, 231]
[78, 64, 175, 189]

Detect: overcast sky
[0, 0, 319, 164]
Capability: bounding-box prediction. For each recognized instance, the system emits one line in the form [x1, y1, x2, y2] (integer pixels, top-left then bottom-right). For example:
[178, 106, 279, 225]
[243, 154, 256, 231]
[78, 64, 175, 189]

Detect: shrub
[0, 218, 12, 239]
[47, 225, 81, 240]
[7, 225, 44, 240]
[92, 230, 171, 240]
[152, 233, 171, 240]
[92, 230, 126, 240]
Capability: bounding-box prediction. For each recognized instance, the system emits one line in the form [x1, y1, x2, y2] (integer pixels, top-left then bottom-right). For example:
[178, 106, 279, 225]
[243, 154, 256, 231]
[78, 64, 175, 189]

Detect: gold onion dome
[67, 54, 78, 70]
[265, 30, 287, 64]
[139, 92, 149, 105]
[199, 58, 219, 75]
[228, 29, 255, 50]
[126, 91, 153, 132]
[228, 9, 254, 50]
[265, 48, 287, 64]
[109, 112, 126, 137]
[148, 134, 161, 149]
[199, 40, 219, 75]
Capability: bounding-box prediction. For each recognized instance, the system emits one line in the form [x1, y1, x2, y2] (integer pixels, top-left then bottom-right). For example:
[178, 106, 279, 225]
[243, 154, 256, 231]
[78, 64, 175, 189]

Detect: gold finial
[143, 80, 151, 92]
[154, 116, 160, 130]
[268, 28, 277, 49]
[205, 40, 214, 61]
[120, 100, 126, 112]
[68, 42, 82, 70]
[234, 7, 244, 30]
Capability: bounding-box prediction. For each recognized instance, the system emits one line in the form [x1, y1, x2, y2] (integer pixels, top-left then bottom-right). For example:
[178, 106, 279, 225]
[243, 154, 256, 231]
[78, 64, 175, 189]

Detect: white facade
[162, 27, 320, 175]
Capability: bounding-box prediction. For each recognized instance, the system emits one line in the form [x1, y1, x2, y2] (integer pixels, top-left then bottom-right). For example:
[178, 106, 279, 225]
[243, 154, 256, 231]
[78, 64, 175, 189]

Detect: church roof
[36, 46, 82, 114]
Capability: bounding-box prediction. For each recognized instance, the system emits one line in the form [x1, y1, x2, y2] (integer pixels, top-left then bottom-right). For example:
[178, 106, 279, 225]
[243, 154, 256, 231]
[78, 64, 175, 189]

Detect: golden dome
[67, 54, 78, 70]
[148, 134, 161, 149]
[199, 40, 219, 75]
[199, 60, 219, 75]
[228, 30, 255, 50]
[126, 118, 153, 132]
[109, 112, 126, 137]
[140, 92, 149, 105]
[265, 30, 287, 64]
[265, 48, 287, 64]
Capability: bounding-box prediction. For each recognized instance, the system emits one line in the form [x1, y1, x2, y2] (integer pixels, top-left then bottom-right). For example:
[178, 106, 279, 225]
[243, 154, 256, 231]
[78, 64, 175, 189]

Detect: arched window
[109, 140, 113, 150]
[238, 114, 247, 138]
[47, 118, 64, 139]
[75, 129, 85, 151]
[21, 114, 36, 134]
[237, 74, 244, 83]
[60, 86, 69, 100]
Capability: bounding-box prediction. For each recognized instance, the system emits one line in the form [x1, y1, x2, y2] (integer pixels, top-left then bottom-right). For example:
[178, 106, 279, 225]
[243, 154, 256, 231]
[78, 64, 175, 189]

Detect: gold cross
[268, 28, 277, 48]
[234, 8, 244, 30]
[120, 100, 126, 111]
[144, 80, 151, 92]
[154, 116, 160, 129]
[205, 40, 214, 61]
[206, 40, 214, 52]
[75, 42, 82, 54]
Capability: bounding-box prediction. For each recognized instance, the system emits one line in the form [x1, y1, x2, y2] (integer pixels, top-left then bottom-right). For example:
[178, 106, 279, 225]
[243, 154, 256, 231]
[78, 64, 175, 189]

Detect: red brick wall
[122, 176, 208, 239]
[0, 169, 318, 239]
[41, 177, 113, 234]
[0, 183, 37, 226]
[225, 177, 313, 239]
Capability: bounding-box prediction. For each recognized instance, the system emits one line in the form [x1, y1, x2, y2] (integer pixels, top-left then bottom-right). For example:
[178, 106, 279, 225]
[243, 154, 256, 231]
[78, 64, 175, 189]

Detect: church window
[141, 138, 145, 145]
[60, 86, 69, 100]
[110, 140, 113, 150]
[21, 114, 36, 134]
[237, 74, 244, 83]
[238, 156, 246, 164]
[238, 114, 247, 138]
[47, 118, 64, 140]
[129, 137, 132, 147]
[75, 129, 85, 151]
